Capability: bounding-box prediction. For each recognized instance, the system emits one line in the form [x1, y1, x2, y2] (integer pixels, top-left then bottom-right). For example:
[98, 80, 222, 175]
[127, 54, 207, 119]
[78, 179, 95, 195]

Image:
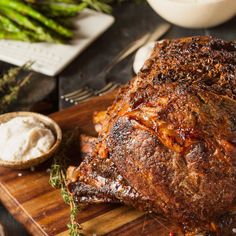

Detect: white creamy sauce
[0, 116, 55, 162]
[133, 41, 156, 74]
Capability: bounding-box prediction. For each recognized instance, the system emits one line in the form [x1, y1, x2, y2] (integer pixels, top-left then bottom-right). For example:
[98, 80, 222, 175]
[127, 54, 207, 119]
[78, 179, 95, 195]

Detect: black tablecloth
[0, 2, 235, 235]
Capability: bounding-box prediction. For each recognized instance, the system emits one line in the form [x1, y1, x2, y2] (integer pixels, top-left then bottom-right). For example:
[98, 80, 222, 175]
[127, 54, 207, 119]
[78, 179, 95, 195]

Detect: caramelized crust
[67, 36, 236, 234]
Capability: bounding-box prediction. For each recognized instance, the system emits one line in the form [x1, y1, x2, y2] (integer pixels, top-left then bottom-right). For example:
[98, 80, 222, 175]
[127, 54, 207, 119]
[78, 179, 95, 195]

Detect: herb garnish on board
[49, 128, 83, 236]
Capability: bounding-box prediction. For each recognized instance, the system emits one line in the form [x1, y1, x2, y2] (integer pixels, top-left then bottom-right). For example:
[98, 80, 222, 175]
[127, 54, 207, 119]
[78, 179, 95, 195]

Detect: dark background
[0, 1, 235, 235]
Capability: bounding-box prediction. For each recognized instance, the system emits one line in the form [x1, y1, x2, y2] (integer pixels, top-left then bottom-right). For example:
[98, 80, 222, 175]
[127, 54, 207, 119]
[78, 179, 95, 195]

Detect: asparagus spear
[0, 7, 61, 43]
[0, 13, 21, 33]
[33, 2, 88, 17]
[0, 0, 73, 38]
[25, 0, 78, 3]
[26, 0, 112, 14]
[82, 0, 112, 13]
[0, 31, 31, 41]
[26, 0, 113, 13]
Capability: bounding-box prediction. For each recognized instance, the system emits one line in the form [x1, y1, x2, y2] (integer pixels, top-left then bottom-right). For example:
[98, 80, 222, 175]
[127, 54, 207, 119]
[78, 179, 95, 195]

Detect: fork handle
[103, 23, 171, 77]
[146, 23, 171, 43]
[102, 33, 150, 76]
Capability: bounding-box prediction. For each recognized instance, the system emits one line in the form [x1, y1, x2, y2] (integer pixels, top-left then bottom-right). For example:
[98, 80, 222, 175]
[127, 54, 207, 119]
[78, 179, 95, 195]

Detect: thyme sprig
[0, 63, 33, 113]
[49, 129, 83, 236]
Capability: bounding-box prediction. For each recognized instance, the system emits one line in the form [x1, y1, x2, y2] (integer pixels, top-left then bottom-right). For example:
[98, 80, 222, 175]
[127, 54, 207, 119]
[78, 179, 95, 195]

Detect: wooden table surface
[0, 1, 235, 235]
[1, 92, 184, 236]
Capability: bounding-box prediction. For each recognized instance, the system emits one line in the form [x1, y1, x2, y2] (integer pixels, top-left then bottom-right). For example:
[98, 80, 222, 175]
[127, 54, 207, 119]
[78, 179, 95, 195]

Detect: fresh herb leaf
[49, 128, 83, 236]
[0, 63, 32, 113]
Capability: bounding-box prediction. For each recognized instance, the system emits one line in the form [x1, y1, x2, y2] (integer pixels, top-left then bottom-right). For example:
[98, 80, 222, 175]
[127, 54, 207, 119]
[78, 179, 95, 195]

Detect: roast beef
[67, 36, 236, 234]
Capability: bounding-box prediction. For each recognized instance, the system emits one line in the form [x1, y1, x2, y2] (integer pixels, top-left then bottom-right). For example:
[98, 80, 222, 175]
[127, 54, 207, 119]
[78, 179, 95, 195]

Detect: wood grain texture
[0, 91, 114, 236]
[0, 91, 182, 236]
[0, 91, 181, 236]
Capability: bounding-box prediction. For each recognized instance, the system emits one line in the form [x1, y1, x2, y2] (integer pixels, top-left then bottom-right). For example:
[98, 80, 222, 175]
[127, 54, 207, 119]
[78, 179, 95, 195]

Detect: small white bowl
[0, 112, 62, 170]
[147, 0, 236, 28]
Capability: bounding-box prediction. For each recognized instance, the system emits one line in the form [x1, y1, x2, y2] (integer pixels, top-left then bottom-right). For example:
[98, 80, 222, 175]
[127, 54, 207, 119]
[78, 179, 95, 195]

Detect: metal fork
[62, 81, 120, 104]
[61, 23, 171, 104]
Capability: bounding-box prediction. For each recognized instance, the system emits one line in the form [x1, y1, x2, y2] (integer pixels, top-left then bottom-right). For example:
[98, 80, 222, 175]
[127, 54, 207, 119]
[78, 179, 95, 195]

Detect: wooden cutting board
[0, 92, 180, 236]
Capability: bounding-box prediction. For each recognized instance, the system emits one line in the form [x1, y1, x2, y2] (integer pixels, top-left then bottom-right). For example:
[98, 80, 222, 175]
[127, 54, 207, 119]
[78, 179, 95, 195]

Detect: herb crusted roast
[67, 36, 236, 234]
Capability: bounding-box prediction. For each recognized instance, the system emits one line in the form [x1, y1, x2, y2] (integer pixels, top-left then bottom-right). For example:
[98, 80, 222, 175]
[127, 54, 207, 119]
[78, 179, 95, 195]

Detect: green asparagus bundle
[0, 0, 75, 42]
[0, 0, 141, 43]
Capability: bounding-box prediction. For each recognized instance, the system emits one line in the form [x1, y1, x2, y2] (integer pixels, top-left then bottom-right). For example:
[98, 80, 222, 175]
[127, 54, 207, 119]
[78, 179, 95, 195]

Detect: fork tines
[61, 82, 119, 104]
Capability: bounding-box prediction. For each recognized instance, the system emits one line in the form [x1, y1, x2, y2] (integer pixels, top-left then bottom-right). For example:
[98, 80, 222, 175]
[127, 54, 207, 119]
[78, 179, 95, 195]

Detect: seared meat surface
[67, 36, 236, 234]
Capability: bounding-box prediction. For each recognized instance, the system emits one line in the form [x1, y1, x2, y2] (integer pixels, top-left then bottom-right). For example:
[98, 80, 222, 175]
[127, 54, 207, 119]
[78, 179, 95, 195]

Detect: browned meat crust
[93, 111, 107, 133]
[67, 36, 236, 234]
[67, 135, 153, 210]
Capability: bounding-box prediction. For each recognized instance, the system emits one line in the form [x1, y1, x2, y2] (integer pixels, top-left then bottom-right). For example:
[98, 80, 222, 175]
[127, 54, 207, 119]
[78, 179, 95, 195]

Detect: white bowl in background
[0, 112, 62, 169]
[147, 0, 236, 28]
